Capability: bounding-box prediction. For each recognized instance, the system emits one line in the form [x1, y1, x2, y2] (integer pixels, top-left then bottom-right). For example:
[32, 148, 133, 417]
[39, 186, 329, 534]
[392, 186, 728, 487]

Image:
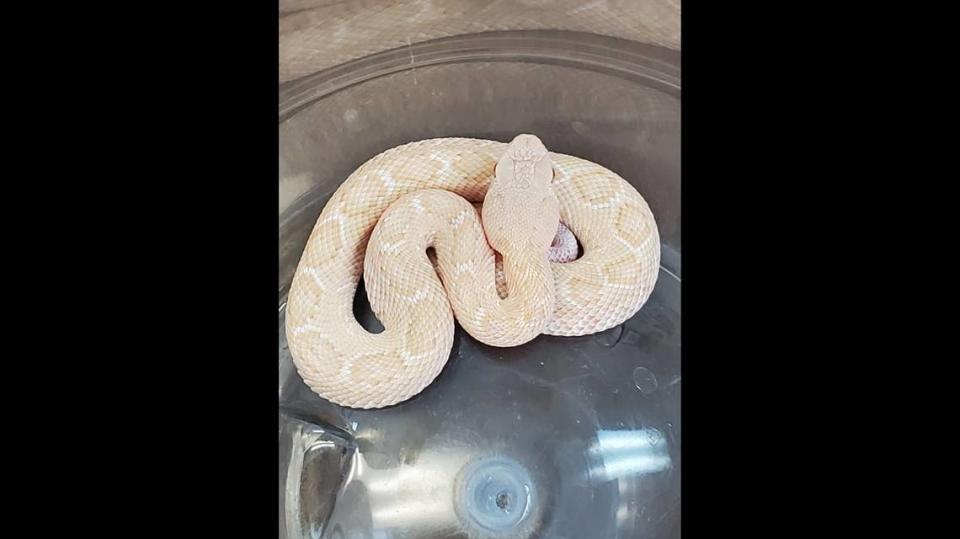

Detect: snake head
[493, 134, 554, 191]
[506, 133, 548, 162]
[484, 134, 560, 251]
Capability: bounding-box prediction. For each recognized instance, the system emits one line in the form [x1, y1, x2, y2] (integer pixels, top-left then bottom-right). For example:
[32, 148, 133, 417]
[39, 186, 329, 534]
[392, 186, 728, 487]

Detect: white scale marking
[321, 207, 349, 245]
[615, 232, 656, 255]
[428, 152, 453, 177]
[584, 190, 625, 210]
[290, 324, 323, 336]
[380, 171, 399, 190]
[303, 267, 326, 290]
[400, 349, 429, 366]
[401, 289, 429, 304]
[379, 240, 404, 254]
[450, 210, 467, 228]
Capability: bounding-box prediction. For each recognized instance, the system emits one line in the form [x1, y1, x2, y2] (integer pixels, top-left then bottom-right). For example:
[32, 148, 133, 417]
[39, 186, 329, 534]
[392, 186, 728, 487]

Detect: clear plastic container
[279, 28, 680, 539]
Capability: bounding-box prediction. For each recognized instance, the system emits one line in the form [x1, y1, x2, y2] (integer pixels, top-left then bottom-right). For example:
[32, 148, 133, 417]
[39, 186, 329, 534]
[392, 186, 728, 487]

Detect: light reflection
[305, 440, 337, 453]
[361, 451, 470, 531]
[587, 428, 671, 482]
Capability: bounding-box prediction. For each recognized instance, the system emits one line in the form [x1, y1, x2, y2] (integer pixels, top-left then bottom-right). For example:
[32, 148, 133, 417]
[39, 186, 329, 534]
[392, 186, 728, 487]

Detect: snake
[285, 135, 660, 409]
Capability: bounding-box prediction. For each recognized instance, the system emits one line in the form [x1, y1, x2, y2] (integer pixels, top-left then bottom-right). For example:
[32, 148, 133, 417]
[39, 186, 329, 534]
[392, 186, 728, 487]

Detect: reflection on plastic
[357, 450, 470, 533]
[586, 428, 671, 483]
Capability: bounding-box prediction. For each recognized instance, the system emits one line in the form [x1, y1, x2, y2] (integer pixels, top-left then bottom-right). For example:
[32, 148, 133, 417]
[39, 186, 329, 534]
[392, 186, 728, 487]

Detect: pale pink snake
[285, 135, 660, 408]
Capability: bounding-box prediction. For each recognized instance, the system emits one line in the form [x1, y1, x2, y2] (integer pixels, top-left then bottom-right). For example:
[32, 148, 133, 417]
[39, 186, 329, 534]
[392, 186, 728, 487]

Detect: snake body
[285, 135, 660, 408]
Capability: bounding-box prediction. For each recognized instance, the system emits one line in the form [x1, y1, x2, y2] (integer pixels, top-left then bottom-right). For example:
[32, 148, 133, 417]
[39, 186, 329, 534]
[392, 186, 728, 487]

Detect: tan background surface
[280, 0, 681, 82]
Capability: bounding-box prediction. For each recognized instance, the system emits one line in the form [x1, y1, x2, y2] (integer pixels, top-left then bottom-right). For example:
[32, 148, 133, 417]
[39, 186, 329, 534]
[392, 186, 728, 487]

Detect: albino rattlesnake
[285, 135, 660, 408]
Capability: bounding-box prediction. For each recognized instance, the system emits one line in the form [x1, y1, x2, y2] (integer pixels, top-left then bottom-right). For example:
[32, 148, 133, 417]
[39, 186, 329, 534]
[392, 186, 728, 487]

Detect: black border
[23, 2, 897, 536]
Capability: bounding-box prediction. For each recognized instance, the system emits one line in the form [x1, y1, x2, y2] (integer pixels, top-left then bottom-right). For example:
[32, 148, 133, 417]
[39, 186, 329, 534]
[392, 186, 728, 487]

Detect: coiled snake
[285, 135, 659, 408]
